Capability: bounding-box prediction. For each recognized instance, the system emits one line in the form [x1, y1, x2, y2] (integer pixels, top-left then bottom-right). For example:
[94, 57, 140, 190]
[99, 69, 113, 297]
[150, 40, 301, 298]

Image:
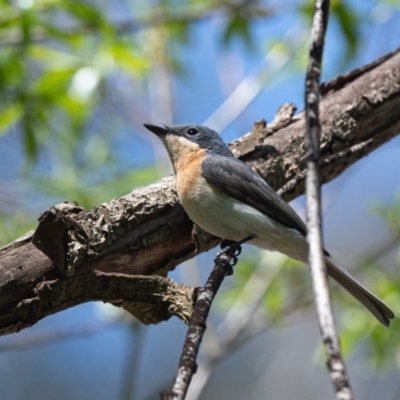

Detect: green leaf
[222, 12, 252, 47]
[20, 8, 36, 44]
[58, 1, 112, 34]
[36, 19, 87, 47]
[0, 103, 22, 135]
[299, 0, 360, 61]
[298, 1, 314, 18]
[0, 12, 21, 30]
[57, 95, 87, 117]
[262, 277, 286, 316]
[0, 52, 24, 87]
[23, 114, 38, 161]
[29, 45, 80, 68]
[331, 0, 359, 59]
[34, 68, 77, 95]
[166, 20, 191, 43]
[111, 43, 150, 76]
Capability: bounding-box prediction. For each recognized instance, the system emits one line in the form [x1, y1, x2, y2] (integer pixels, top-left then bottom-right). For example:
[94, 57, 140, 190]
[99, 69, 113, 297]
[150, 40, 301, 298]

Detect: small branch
[187, 256, 283, 400]
[120, 323, 146, 400]
[304, 1, 353, 399]
[0, 319, 128, 353]
[160, 247, 241, 400]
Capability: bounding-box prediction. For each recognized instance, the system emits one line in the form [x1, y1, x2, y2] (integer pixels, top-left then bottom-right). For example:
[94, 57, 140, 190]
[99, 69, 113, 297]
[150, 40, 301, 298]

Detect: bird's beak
[143, 123, 170, 137]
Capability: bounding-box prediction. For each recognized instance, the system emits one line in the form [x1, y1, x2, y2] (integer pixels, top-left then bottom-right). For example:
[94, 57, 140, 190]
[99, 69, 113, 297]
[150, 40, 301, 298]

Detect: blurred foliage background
[1, 0, 400, 399]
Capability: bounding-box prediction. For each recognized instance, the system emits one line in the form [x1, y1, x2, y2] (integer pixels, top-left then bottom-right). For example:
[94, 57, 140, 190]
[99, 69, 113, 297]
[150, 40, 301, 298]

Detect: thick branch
[0, 271, 194, 336]
[231, 47, 400, 198]
[0, 48, 400, 336]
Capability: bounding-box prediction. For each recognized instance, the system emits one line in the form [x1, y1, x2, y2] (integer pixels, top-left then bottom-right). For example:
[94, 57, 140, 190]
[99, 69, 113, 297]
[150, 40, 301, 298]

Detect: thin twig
[0, 319, 128, 353]
[304, 1, 354, 399]
[120, 323, 145, 400]
[159, 251, 232, 400]
[159, 242, 246, 400]
[187, 257, 296, 400]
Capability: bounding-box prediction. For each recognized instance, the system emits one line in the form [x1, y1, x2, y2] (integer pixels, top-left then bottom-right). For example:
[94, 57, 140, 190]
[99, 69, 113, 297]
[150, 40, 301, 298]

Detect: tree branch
[304, 1, 353, 399]
[0, 48, 400, 336]
[160, 248, 239, 400]
[0, 270, 194, 336]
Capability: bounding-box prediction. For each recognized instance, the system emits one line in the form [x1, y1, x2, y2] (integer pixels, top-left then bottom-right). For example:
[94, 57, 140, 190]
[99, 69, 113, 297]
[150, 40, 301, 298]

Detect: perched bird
[144, 123, 394, 326]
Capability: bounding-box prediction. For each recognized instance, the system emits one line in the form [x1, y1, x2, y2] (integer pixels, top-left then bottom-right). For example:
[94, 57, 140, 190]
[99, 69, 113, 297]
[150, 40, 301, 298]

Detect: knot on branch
[33, 202, 88, 276]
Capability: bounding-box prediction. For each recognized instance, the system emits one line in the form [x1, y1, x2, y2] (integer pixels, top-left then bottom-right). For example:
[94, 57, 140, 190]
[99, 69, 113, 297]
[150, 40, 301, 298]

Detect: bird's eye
[187, 128, 198, 136]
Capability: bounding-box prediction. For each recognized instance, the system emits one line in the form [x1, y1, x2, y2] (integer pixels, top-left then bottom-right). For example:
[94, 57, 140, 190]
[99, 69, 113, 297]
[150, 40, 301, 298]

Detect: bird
[143, 122, 394, 327]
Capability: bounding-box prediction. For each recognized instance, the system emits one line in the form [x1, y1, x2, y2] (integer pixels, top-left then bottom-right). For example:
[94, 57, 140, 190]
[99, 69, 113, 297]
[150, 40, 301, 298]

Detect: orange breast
[176, 149, 207, 201]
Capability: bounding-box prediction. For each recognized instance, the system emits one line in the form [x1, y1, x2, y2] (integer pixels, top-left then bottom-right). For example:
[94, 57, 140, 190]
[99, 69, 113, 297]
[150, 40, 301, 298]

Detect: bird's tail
[325, 256, 394, 327]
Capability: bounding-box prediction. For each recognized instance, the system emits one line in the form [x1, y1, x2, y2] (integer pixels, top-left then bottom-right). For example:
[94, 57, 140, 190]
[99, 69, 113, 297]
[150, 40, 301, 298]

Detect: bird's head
[143, 123, 233, 171]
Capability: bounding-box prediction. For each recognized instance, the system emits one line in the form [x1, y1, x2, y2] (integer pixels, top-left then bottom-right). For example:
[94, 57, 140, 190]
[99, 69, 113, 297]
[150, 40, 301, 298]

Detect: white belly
[179, 176, 308, 263]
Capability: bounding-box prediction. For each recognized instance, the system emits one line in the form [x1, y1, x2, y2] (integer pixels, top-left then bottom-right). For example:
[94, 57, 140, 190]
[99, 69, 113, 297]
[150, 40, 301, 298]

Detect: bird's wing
[202, 156, 395, 326]
[201, 155, 307, 236]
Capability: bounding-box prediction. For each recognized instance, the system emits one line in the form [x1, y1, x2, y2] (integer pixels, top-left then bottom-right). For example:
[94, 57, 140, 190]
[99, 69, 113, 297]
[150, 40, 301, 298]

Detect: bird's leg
[218, 236, 255, 274]
[220, 239, 237, 252]
[220, 235, 255, 256]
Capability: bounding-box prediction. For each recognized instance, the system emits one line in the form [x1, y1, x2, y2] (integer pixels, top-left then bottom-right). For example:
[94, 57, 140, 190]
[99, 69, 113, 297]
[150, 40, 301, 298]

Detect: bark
[0, 48, 399, 336]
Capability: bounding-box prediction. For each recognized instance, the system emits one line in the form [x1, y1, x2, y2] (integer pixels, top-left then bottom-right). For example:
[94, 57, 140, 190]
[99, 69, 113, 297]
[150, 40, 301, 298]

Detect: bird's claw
[216, 236, 254, 275]
[220, 239, 242, 257]
[217, 240, 243, 272]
